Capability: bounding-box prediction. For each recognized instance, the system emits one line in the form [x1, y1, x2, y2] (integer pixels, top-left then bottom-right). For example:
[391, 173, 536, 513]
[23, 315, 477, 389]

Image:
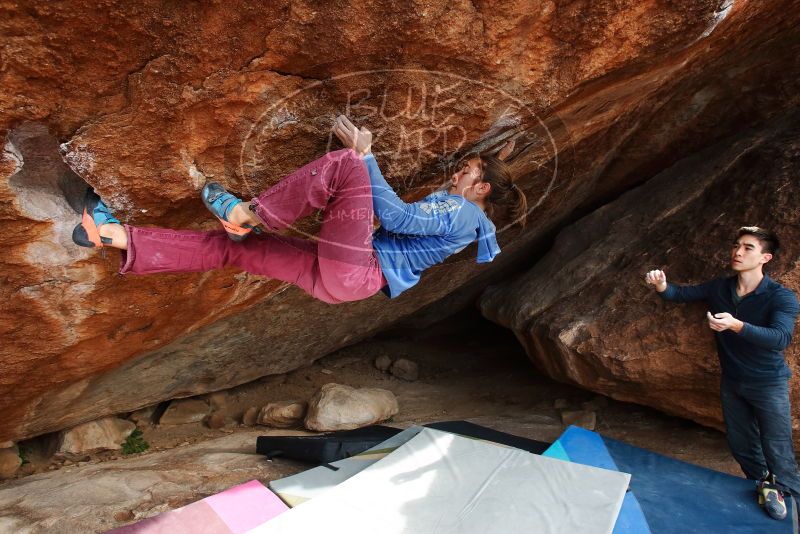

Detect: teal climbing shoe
[72, 188, 120, 248]
[202, 182, 259, 242]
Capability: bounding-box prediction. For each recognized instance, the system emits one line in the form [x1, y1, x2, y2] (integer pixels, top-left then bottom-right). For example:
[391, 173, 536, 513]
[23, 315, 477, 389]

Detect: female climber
[72, 115, 527, 304]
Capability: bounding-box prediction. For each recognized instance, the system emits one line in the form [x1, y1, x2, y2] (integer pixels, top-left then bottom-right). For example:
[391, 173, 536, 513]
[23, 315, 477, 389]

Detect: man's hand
[333, 115, 372, 156]
[707, 312, 744, 333]
[645, 269, 668, 292]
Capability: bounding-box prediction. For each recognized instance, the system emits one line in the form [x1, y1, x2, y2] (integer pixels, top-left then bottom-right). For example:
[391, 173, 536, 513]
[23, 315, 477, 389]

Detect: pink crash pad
[108, 480, 288, 534]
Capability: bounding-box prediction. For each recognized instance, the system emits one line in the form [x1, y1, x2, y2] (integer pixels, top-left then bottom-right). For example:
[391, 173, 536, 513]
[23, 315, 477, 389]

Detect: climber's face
[449, 157, 490, 202]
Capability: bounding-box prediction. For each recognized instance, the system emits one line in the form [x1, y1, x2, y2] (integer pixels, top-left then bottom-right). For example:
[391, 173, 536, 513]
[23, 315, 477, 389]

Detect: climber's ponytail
[474, 154, 527, 229]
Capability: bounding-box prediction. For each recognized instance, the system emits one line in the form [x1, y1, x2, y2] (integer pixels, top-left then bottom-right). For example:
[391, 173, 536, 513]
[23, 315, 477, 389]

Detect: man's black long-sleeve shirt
[659, 275, 799, 382]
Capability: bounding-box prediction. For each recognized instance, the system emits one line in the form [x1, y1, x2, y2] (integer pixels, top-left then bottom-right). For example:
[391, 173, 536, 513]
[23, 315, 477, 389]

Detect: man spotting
[645, 227, 800, 521]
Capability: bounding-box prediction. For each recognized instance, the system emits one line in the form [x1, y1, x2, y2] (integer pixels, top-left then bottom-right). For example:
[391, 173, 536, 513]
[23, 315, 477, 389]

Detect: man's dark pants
[721, 377, 800, 495]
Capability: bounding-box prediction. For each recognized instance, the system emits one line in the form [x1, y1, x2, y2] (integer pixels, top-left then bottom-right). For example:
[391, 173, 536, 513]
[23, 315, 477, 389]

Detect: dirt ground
[15, 307, 741, 480]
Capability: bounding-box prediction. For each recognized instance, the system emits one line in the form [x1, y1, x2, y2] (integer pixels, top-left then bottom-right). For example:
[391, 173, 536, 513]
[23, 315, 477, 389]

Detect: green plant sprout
[122, 429, 149, 455]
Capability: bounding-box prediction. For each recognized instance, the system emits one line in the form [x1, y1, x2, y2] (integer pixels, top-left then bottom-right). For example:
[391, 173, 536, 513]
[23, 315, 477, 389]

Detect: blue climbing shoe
[202, 182, 259, 241]
[72, 188, 120, 248]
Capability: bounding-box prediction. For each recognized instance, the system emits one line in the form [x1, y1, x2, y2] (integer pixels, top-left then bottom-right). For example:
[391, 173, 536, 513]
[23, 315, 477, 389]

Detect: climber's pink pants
[119, 149, 386, 304]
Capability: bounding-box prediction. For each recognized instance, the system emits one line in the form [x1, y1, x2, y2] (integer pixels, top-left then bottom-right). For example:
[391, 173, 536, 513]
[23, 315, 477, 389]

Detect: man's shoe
[757, 473, 768, 505]
[72, 188, 120, 248]
[758, 475, 788, 521]
[201, 182, 259, 242]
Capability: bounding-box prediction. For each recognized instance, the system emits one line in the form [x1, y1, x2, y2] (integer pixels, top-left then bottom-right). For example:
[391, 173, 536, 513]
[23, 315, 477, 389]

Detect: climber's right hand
[333, 115, 372, 156]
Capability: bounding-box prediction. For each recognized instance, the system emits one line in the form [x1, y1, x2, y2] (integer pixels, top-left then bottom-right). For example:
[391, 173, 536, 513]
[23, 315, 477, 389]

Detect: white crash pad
[269, 426, 424, 507]
[249, 427, 630, 534]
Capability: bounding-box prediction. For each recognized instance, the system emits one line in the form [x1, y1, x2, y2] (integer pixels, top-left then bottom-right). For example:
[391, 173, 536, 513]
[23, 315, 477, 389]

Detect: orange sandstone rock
[1, 0, 797, 442]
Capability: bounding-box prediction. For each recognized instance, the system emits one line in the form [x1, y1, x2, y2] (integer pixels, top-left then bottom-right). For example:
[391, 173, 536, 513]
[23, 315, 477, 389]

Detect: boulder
[481, 116, 800, 431]
[305, 384, 399, 431]
[158, 399, 209, 426]
[389, 358, 419, 381]
[257, 401, 307, 428]
[0, 445, 21, 479]
[57, 417, 136, 455]
[1, 0, 799, 444]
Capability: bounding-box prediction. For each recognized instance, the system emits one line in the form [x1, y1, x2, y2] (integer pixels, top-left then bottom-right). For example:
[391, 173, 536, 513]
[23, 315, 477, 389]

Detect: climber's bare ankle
[98, 223, 128, 250]
[230, 202, 260, 227]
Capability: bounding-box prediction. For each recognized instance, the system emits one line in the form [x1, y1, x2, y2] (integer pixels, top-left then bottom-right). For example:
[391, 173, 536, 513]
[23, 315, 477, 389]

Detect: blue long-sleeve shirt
[363, 154, 500, 298]
[659, 275, 800, 382]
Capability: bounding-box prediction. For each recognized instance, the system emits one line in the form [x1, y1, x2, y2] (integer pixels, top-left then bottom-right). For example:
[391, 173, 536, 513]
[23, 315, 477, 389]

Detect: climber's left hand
[333, 115, 372, 156]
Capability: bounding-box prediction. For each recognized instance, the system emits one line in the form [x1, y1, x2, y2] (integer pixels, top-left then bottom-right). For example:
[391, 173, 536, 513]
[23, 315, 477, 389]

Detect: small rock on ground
[374, 354, 392, 372]
[242, 407, 259, 426]
[204, 413, 228, 430]
[390, 358, 419, 381]
[57, 417, 136, 456]
[158, 399, 210, 425]
[305, 383, 399, 431]
[0, 445, 21, 479]
[258, 401, 307, 428]
[561, 410, 597, 431]
[128, 405, 157, 427]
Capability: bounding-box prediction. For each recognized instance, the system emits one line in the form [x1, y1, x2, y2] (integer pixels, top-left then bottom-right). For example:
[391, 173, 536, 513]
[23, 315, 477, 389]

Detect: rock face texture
[481, 116, 800, 429]
[0, 430, 301, 533]
[1, 0, 799, 442]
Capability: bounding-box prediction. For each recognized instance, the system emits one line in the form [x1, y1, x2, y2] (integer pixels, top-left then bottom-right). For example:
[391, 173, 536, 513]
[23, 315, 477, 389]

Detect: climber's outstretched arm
[332, 115, 455, 235]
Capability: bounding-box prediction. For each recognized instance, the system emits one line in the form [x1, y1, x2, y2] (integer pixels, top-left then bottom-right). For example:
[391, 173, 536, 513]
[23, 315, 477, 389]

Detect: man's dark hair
[737, 226, 780, 256]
